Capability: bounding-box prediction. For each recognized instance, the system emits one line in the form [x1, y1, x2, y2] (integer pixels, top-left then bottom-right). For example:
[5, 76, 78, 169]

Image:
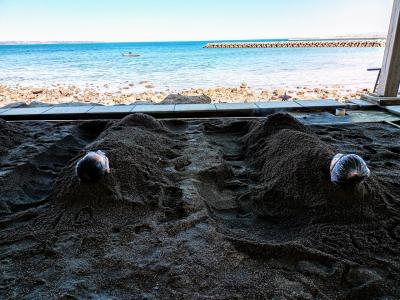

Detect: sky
[0, 0, 394, 42]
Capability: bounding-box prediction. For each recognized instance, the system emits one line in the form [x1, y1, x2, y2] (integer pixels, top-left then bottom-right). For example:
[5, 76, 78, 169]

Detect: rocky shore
[0, 83, 371, 107]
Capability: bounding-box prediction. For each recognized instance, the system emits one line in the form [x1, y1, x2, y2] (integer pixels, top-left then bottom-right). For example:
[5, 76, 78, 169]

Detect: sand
[1, 113, 400, 299]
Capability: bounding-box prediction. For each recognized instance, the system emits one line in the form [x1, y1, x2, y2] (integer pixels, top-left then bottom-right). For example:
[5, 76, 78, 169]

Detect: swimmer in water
[330, 153, 370, 186]
[76, 150, 110, 183]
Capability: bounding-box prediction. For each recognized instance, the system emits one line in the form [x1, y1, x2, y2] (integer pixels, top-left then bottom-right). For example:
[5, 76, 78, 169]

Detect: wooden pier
[204, 39, 386, 49]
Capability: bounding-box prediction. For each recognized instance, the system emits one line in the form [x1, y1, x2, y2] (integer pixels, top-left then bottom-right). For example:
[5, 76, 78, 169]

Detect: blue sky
[0, 0, 394, 41]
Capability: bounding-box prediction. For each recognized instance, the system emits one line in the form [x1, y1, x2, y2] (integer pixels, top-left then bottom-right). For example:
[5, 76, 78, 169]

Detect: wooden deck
[0, 99, 376, 121]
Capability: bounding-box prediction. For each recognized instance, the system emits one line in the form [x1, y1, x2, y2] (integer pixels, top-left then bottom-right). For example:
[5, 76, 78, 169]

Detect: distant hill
[0, 41, 100, 45]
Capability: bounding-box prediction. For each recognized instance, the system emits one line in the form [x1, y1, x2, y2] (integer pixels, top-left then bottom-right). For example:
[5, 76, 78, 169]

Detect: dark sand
[1, 113, 400, 299]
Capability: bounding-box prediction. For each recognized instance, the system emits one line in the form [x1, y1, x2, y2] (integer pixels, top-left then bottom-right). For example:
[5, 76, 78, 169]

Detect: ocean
[0, 40, 385, 92]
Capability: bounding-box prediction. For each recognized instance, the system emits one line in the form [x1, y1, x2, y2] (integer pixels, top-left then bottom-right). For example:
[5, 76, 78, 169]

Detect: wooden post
[376, 0, 400, 97]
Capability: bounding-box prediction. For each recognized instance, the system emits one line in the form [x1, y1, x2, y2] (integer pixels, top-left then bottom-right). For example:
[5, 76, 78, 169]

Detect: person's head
[330, 153, 370, 186]
[76, 150, 110, 183]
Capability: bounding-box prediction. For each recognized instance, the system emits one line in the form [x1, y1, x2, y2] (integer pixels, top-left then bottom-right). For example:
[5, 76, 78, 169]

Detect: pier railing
[204, 40, 386, 49]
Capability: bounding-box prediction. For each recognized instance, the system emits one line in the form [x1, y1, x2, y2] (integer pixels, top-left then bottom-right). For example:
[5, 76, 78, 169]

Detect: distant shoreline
[0, 41, 101, 46]
[0, 35, 386, 46]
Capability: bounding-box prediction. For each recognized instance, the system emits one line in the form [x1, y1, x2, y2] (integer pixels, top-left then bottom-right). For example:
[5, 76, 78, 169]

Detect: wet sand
[0, 84, 371, 107]
[1, 114, 400, 299]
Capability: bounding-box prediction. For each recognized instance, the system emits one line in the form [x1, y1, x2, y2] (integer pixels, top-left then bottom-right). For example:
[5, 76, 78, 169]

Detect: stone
[32, 88, 44, 94]
[161, 94, 212, 104]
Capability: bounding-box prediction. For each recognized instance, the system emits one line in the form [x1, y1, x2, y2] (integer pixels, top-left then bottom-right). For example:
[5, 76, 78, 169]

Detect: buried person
[243, 113, 382, 221]
[53, 113, 183, 211]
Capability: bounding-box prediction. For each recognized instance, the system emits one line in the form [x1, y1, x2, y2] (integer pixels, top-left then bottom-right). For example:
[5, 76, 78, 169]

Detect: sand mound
[52, 114, 182, 212]
[107, 112, 167, 132]
[243, 113, 384, 221]
[0, 118, 25, 156]
[244, 113, 312, 150]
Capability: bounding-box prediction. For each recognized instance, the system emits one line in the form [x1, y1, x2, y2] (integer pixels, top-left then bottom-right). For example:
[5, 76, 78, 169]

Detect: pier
[204, 39, 386, 49]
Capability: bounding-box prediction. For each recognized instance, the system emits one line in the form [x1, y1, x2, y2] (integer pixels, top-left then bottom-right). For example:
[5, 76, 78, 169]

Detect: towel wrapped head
[330, 153, 370, 186]
[76, 150, 110, 183]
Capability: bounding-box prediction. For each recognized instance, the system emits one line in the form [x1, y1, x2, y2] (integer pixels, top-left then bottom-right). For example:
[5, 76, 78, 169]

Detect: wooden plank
[384, 120, 400, 129]
[2, 106, 53, 115]
[294, 99, 346, 108]
[255, 101, 301, 109]
[132, 104, 175, 113]
[174, 104, 216, 112]
[87, 105, 135, 114]
[0, 108, 11, 115]
[43, 105, 95, 115]
[214, 103, 258, 110]
[349, 99, 378, 108]
[361, 93, 400, 106]
[385, 105, 400, 116]
[376, 0, 400, 97]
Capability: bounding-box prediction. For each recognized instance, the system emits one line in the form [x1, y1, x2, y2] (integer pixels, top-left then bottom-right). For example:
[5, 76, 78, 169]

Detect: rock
[161, 94, 212, 104]
[59, 88, 72, 97]
[32, 88, 44, 94]
[273, 89, 285, 96]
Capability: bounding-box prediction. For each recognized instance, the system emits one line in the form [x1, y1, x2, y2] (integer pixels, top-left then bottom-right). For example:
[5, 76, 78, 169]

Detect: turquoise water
[0, 41, 385, 91]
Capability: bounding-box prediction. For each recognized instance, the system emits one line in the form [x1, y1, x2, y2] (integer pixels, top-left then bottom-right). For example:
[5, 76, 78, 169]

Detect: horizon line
[0, 34, 387, 46]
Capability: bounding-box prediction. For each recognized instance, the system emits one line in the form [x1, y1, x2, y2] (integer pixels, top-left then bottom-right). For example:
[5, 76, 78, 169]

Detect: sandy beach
[1, 113, 400, 298]
[0, 83, 371, 107]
